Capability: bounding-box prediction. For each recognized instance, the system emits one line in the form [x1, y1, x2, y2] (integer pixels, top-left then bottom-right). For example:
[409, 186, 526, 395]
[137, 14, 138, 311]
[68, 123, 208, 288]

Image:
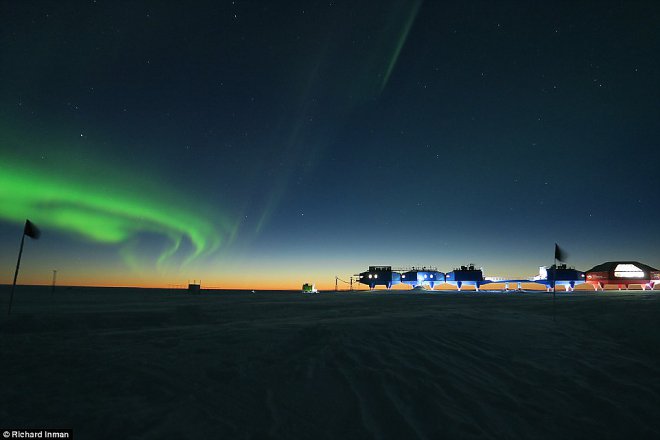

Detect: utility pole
[51, 270, 57, 295]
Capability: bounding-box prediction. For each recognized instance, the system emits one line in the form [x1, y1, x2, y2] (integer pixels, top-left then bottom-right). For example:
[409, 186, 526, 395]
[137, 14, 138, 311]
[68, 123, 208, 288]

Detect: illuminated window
[614, 264, 645, 278]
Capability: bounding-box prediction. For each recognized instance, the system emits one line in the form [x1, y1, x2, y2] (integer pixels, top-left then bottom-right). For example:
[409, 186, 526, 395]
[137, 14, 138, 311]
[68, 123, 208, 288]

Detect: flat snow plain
[2, 286, 660, 439]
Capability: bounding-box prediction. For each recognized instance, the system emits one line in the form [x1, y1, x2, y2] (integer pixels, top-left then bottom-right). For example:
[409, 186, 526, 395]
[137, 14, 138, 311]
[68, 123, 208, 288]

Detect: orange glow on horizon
[7, 274, 454, 291]
[5, 274, 349, 291]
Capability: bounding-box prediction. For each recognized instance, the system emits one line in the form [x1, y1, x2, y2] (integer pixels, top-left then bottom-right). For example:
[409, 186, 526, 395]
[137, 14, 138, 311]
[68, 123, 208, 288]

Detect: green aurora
[0, 158, 231, 270]
[252, 1, 424, 234]
[381, 0, 423, 91]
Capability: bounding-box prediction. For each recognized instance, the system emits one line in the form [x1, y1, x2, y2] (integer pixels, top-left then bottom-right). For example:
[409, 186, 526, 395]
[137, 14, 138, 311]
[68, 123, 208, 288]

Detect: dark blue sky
[1, 1, 658, 287]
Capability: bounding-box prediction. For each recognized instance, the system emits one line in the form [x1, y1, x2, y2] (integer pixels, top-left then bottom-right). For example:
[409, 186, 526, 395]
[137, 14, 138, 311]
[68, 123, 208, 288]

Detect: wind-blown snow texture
[2, 287, 660, 439]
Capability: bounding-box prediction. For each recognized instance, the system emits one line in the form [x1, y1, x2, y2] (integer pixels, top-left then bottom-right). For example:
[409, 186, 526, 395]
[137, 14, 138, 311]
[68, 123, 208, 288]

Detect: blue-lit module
[401, 268, 445, 288]
[357, 266, 401, 289]
[445, 264, 490, 290]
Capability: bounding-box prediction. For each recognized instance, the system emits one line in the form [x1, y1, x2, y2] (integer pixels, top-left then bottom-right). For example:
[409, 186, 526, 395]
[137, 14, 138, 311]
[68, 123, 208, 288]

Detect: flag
[554, 243, 567, 262]
[24, 219, 40, 239]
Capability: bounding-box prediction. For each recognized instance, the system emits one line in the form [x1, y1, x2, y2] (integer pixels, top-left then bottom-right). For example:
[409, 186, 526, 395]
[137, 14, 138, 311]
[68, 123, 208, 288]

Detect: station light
[614, 264, 645, 278]
[374, 274, 378, 278]
[368, 274, 372, 279]
[402, 275, 406, 279]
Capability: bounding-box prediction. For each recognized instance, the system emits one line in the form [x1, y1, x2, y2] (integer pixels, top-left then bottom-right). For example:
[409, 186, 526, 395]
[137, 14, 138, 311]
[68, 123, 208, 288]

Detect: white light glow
[614, 264, 645, 278]
[374, 274, 378, 279]
[368, 274, 372, 279]
[402, 275, 406, 279]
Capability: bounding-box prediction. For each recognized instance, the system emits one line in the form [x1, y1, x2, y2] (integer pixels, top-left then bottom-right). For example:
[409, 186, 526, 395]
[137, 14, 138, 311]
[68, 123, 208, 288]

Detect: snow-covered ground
[2, 286, 659, 439]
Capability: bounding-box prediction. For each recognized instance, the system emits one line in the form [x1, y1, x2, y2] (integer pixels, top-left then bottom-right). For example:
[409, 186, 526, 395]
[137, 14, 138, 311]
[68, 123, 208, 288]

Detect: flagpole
[553, 251, 556, 323]
[8, 232, 26, 315]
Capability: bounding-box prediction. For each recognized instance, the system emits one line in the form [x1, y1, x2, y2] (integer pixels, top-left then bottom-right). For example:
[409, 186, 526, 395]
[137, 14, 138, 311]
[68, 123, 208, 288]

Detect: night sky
[1, 1, 659, 289]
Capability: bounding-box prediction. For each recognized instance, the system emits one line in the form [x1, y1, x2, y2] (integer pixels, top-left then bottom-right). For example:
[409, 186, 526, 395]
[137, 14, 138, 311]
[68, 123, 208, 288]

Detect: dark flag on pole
[552, 243, 569, 322]
[8, 219, 41, 315]
[24, 219, 41, 239]
[554, 243, 568, 263]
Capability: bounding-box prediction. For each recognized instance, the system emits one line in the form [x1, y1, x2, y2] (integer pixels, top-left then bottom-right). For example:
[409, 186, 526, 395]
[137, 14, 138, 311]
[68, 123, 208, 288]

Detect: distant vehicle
[302, 283, 318, 294]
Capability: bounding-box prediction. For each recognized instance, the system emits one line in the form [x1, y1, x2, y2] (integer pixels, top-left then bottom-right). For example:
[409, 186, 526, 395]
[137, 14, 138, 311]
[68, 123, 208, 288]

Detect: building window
[614, 264, 645, 278]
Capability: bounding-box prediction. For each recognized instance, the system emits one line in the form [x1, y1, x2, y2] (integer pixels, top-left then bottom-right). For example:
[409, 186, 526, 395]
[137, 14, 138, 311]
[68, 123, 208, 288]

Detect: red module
[585, 261, 660, 290]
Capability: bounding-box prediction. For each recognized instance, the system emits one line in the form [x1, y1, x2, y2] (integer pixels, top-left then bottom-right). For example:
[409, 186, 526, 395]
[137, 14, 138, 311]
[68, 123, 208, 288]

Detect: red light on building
[585, 261, 659, 290]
